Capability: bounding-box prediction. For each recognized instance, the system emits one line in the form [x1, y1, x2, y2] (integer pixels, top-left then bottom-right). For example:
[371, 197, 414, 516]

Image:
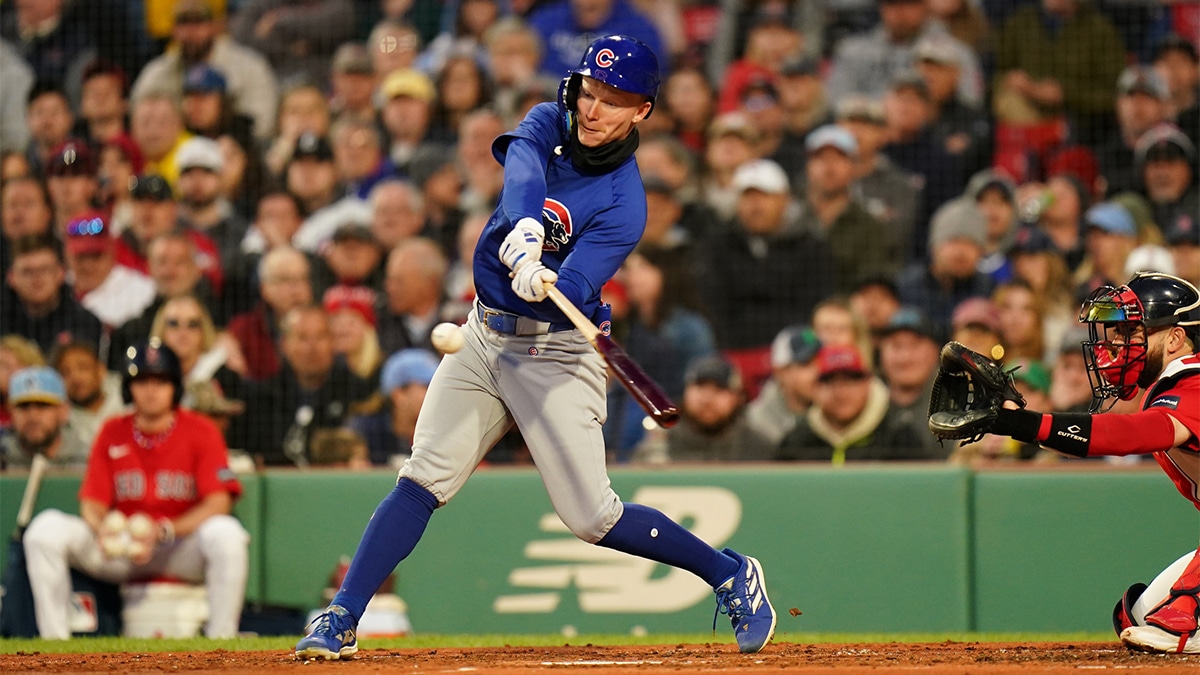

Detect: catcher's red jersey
[1143, 355, 1200, 510]
[80, 410, 242, 520]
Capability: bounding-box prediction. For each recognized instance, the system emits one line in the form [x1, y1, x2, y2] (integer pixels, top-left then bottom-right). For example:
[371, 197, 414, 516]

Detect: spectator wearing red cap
[324, 284, 382, 383]
[45, 140, 98, 232]
[777, 344, 937, 463]
[64, 211, 155, 328]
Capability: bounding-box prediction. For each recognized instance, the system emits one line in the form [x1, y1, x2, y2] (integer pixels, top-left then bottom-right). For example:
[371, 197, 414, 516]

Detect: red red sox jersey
[80, 410, 242, 520]
[1142, 354, 1200, 510]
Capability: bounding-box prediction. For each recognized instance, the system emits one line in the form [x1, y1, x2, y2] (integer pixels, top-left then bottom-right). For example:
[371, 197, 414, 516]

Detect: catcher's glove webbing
[927, 341, 1027, 443]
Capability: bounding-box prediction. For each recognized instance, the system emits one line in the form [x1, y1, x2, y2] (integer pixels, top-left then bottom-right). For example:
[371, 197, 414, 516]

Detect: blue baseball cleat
[295, 605, 359, 661]
[714, 548, 776, 653]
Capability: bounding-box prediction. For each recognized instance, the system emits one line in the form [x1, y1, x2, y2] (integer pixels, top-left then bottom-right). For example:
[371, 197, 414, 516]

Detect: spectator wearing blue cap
[876, 306, 944, 456]
[1076, 201, 1139, 302]
[349, 348, 441, 468]
[745, 324, 822, 447]
[179, 64, 256, 145]
[797, 124, 900, 294]
[1, 366, 86, 471]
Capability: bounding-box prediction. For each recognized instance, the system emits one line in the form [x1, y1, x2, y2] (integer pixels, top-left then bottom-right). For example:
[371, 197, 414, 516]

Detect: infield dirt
[1, 641, 1197, 674]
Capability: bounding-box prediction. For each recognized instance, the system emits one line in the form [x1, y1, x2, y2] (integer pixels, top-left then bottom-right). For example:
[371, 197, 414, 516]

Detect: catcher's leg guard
[1144, 549, 1200, 636]
[1113, 582, 1148, 636]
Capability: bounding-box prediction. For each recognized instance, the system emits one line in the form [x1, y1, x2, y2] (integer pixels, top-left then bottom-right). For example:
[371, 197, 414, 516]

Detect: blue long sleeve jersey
[473, 102, 646, 324]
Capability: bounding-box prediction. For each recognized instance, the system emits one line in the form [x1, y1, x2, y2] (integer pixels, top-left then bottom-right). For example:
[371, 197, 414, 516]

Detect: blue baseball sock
[596, 502, 739, 588]
[329, 478, 438, 620]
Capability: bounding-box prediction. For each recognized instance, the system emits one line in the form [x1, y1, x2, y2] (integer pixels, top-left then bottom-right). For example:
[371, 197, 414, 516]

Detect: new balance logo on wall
[494, 487, 742, 614]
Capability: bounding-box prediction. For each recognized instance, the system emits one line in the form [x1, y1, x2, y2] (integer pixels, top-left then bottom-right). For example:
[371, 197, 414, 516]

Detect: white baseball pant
[23, 509, 250, 639]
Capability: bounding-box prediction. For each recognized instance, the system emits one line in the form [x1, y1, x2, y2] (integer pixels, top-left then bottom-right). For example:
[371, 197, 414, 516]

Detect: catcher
[928, 272, 1200, 655]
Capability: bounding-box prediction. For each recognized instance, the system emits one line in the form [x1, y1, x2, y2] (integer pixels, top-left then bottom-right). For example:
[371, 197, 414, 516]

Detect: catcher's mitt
[928, 341, 1027, 443]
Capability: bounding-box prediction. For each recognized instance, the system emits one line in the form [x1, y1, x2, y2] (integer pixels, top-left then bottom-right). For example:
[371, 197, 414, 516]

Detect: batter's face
[574, 77, 652, 148]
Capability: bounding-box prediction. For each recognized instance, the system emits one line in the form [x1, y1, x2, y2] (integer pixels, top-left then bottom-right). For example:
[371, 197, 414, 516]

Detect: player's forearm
[80, 499, 108, 534]
[500, 139, 548, 225]
[995, 407, 1182, 457]
[170, 491, 233, 539]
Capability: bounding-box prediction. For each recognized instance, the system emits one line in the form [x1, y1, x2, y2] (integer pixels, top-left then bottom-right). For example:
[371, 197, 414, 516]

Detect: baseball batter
[297, 36, 776, 660]
[22, 340, 248, 639]
[931, 273, 1200, 655]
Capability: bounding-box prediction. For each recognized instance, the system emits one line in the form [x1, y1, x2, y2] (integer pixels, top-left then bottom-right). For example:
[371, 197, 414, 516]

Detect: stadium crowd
[1, 0, 1198, 469]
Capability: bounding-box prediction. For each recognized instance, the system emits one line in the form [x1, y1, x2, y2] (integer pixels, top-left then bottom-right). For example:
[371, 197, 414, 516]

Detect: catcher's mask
[1078, 271, 1200, 411]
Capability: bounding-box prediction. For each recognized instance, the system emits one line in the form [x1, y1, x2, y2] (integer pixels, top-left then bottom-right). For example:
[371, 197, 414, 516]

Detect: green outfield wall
[1, 464, 1195, 634]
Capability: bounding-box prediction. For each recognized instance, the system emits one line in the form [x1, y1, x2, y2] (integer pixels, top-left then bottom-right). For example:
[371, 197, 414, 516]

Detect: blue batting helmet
[561, 35, 660, 118]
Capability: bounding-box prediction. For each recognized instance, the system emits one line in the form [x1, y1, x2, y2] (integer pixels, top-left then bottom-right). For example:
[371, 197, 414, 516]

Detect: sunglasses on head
[166, 318, 203, 330]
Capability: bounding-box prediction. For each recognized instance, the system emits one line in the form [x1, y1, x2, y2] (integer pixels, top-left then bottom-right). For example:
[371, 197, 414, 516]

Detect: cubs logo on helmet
[594, 48, 616, 68]
[541, 198, 573, 251]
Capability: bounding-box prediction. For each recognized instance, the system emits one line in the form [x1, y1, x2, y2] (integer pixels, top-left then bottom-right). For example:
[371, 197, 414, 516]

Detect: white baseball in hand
[128, 512, 155, 539]
[101, 510, 127, 535]
[431, 323, 464, 354]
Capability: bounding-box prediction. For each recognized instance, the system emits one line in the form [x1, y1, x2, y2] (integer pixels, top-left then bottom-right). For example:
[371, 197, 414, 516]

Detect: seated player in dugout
[932, 272, 1200, 655]
[295, 35, 778, 661]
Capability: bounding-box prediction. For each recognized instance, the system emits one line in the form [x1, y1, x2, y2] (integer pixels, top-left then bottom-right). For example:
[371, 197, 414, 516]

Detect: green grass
[0, 632, 1116, 654]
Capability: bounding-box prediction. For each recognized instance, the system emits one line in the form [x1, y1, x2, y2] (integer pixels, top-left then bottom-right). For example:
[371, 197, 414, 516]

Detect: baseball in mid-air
[431, 322, 464, 354]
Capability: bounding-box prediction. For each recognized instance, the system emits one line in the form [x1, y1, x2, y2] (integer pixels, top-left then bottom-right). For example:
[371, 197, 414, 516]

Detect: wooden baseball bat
[544, 283, 680, 428]
[12, 453, 49, 540]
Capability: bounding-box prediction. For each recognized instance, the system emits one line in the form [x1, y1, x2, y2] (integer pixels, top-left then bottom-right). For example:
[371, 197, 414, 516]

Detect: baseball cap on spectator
[382, 69, 435, 102]
[815, 345, 868, 381]
[928, 198, 987, 250]
[965, 169, 1016, 204]
[914, 35, 960, 67]
[952, 297, 1001, 334]
[642, 175, 675, 197]
[770, 325, 821, 369]
[732, 159, 789, 195]
[1153, 33, 1199, 63]
[182, 64, 227, 95]
[1117, 65, 1169, 100]
[1045, 146, 1100, 195]
[1008, 225, 1056, 255]
[380, 348, 440, 394]
[1084, 202, 1136, 238]
[835, 96, 886, 126]
[1124, 244, 1176, 277]
[805, 124, 858, 157]
[332, 43, 374, 75]
[708, 112, 760, 145]
[1162, 213, 1199, 246]
[332, 219, 378, 246]
[9, 366, 66, 406]
[890, 70, 930, 100]
[740, 75, 778, 112]
[780, 55, 820, 78]
[129, 174, 173, 201]
[65, 212, 113, 256]
[292, 132, 334, 162]
[177, 136, 224, 173]
[685, 355, 743, 391]
[1059, 326, 1090, 355]
[322, 285, 378, 328]
[104, 133, 145, 174]
[175, 0, 216, 22]
[82, 58, 127, 90]
[879, 306, 940, 342]
[1009, 359, 1050, 395]
[1135, 124, 1196, 165]
[46, 140, 94, 178]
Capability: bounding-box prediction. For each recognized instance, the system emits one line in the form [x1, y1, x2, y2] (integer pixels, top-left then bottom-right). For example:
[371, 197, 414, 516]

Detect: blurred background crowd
[0, 0, 1197, 471]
